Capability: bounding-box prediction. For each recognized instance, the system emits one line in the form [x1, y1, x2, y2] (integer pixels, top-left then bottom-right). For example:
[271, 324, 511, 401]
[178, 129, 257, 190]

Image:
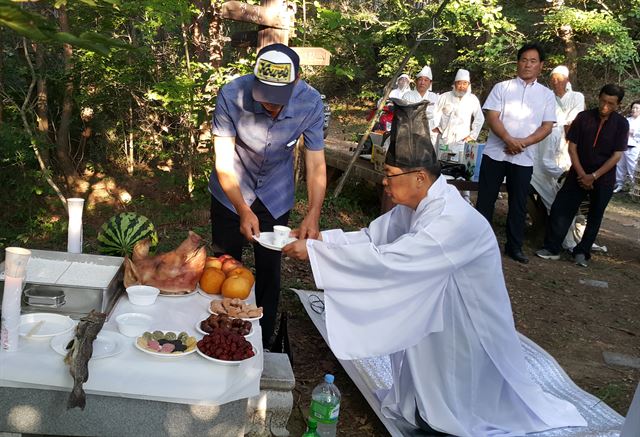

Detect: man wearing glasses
[283, 101, 585, 436]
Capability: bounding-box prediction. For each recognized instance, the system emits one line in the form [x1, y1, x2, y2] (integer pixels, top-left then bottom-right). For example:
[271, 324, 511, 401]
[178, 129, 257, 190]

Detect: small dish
[51, 330, 126, 359]
[19, 313, 75, 339]
[196, 345, 259, 366]
[115, 313, 152, 337]
[134, 338, 197, 358]
[252, 232, 297, 251]
[126, 285, 160, 306]
[195, 320, 254, 338]
[207, 308, 263, 322]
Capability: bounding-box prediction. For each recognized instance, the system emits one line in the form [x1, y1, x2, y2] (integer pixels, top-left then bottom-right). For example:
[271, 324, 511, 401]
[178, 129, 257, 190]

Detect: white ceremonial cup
[272, 225, 291, 247]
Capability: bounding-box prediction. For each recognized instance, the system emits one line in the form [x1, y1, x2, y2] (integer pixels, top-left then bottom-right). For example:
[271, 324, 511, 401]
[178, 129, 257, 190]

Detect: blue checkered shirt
[209, 74, 325, 219]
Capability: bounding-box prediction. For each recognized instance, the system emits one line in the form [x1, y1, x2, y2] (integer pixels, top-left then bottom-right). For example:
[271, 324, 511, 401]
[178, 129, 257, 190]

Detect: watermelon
[97, 213, 158, 257]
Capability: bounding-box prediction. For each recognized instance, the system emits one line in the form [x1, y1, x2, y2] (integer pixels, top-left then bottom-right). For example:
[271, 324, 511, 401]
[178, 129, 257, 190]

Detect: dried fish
[64, 310, 106, 410]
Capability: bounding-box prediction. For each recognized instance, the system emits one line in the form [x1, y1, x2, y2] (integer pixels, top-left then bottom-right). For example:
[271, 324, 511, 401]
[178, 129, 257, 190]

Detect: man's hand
[504, 136, 526, 155]
[432, 127, 442, 134]
[297, 214, 320, 240]
[464, 135, 474, 142]
[238, 207, 260, 240]
[576, 172, 595, 190]
[282, 239, 309, 260]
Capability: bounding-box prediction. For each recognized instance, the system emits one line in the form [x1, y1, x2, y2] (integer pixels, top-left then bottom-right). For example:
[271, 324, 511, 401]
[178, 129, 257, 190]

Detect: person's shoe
[613, 183, 623, 193]
[535, 248, 560, 260]
[505, 249, 529, 264]
[574, 253, 588, 267]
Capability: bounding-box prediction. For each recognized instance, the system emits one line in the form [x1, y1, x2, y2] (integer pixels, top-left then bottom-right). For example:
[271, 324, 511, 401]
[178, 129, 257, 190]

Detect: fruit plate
[196, 287, 223, 300]
[195, 321, 254, 338]
[134, 338, 197, 358]
[196, 345, 259, 366]
[158, 288, 198, 297]
[51, 330, 126, 359]
[207, 308, 263, 322]
[252, 232, 296, 251]
[19, 313, 75, 339]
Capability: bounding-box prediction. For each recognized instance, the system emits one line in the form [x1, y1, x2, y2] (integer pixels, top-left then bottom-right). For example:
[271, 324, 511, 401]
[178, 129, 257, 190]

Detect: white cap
[551, 65, 570, 78]
[416, 66, 433, 80]
[252, 43, 300, 105]
[397, 73, 410, 83]
[454, 69, 470, 82]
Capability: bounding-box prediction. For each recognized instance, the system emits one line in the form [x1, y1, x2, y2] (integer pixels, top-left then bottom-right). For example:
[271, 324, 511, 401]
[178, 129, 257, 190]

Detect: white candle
[67, 198, 85, 254]
[1, 275, 24, 351]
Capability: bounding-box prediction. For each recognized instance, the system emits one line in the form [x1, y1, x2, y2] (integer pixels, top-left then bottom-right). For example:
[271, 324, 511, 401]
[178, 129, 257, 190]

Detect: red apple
[222, 259, 242, 275]
[205, 256, 223, 269]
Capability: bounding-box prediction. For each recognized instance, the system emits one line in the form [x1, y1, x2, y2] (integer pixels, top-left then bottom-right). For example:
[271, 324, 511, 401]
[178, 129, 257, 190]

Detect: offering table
[0, 291, 271, 436]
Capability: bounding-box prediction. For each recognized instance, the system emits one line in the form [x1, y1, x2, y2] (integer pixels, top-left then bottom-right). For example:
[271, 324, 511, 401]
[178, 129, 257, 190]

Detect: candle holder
[67, 198, 85, 254]
[1, 247, 31, 351]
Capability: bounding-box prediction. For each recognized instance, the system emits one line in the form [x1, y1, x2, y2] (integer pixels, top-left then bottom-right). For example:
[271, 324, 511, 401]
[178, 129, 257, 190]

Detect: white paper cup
[272, 225, 291, 246]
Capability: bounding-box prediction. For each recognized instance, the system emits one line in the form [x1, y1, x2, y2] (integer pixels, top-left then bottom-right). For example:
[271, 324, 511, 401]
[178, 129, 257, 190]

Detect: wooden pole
[257, 0, 289, 51]
[333, 0, 452, 197]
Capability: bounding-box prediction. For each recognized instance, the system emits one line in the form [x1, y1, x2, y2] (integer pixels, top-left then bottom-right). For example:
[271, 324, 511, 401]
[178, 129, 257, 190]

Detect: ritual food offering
[135, 331, 197, 356]
[199, 254, 254, 299]
[199, 314, 252, 337]
[197, 328, 256, 363]
[209, 298, 263, 319]
[124, 231, 206, 295]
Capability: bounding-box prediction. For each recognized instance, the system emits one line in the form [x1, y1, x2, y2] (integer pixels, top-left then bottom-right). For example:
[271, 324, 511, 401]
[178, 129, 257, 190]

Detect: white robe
[531, 90, 585, 211]
[433, 90, 484, 153]
[402, 89, 440, 145]
[306, 176, 587, 437]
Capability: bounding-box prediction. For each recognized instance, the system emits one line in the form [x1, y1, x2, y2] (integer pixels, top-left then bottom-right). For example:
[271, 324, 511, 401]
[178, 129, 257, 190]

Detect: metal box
[0, 250, 124, 319]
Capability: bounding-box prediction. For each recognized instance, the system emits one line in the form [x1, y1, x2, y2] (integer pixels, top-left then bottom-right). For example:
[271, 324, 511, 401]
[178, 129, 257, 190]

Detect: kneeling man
[284, 101, 586, 436]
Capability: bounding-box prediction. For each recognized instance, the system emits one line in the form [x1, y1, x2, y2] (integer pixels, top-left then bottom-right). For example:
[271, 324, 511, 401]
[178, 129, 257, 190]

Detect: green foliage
[542, 7, 638, 72]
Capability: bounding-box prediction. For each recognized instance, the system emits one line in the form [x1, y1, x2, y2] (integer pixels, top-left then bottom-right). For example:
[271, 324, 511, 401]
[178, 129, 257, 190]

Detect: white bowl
[126, 285, 160, 306]
[115, 313, 153, 337]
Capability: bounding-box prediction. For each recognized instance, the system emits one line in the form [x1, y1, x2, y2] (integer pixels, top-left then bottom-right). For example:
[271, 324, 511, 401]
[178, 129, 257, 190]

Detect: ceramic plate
[19, 313, 75, 339]
[252, 232, 296, 251]
[134, 336, 197, 358]
[196, 288, 223, 300]
[51, 330, 126, 359]
[207, 307, 263, 322]
[158, 288, 198, 297]
[195, 320, 254, 338]
[196, 345, 259, 366]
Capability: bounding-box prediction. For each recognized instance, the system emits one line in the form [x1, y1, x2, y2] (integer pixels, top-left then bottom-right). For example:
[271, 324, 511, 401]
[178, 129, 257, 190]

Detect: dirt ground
[280, 105, 640, 436]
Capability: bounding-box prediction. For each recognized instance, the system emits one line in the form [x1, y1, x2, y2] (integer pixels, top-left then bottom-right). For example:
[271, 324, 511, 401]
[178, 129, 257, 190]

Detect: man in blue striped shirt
[209, 44, 326, 347]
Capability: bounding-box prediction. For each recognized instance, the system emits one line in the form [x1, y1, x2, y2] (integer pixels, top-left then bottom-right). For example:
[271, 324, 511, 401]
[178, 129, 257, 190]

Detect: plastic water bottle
[309, 374, 341, 437]
[302, 417, 320, 436]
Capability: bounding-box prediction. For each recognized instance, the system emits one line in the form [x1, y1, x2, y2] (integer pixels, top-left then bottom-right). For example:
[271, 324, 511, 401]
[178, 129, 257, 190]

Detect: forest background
[0, 1, 639, 433]
[1, 0, 639, 237]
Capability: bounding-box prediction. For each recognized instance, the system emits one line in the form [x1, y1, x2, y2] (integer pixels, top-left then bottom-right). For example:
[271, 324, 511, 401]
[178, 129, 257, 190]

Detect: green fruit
[152, 330, 164, 340]
[97, 212, 158, 257]
[165, 332, 177, 340]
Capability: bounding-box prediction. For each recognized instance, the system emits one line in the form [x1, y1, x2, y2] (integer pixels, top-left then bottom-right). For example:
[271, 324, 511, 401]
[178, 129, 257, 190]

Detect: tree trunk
[0, 29, 4, 125]
[33, 42, 51, 165]
[559, 24, 578, 85]
[56, 5, 78, 188]
[208, 0, 225, 67]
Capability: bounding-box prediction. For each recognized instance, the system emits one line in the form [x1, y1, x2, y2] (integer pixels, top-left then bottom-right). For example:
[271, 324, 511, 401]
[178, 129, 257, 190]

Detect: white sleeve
[565, 92, 585, 125]
[542, 90, 557, 123]
[482, 83, 503, 113]
[470, 96, 485, 140]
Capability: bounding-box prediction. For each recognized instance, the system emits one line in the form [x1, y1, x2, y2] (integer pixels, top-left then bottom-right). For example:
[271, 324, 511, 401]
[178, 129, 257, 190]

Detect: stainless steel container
[0, 250, 124, 319]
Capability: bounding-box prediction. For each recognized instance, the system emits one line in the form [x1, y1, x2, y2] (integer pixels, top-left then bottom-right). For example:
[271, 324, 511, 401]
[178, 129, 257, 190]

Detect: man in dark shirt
[536, 84, 629, 267]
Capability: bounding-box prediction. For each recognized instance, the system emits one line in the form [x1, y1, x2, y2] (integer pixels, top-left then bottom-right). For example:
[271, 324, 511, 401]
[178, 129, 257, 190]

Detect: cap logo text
[256, 59, 291, 83]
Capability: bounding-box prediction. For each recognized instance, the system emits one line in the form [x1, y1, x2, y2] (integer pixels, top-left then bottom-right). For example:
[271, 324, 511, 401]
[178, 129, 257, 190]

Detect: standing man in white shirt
[402, 66, 439, 146]
[614, 100, 640, 192]
[476, 43, 556, 264]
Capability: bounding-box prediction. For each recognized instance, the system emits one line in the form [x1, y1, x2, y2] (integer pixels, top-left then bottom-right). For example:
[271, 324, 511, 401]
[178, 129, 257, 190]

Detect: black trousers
[475, 155, 533, 253]
[543, 175, 613, 259]
[210, 196, 290, 347]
